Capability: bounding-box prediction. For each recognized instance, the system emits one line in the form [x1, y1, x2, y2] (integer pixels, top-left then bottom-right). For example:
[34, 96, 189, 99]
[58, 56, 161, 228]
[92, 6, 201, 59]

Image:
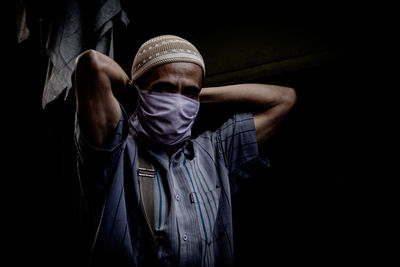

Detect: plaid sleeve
[215, 113, 270, 193]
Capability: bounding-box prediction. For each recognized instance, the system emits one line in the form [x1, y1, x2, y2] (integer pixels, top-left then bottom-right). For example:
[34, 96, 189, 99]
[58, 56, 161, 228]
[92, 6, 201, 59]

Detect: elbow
[73, 49, 108, 104]
[74, 50, 104, 94]
[280, 86, 297, 109]
[75, 49, 102, 73]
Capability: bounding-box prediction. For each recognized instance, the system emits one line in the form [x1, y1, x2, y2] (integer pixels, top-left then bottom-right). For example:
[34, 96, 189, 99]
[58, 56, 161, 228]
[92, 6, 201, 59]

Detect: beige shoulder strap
[137, 150, 156, 235]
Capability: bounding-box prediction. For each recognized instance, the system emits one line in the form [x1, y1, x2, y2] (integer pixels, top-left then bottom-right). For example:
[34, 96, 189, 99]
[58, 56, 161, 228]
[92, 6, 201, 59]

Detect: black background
[12, 1, 397, 266]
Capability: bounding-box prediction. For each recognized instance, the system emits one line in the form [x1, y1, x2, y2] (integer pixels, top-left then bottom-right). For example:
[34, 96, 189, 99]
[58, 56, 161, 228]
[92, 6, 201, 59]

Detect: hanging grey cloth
[16, 0, 30, 43]
[42, 0, 129, 108]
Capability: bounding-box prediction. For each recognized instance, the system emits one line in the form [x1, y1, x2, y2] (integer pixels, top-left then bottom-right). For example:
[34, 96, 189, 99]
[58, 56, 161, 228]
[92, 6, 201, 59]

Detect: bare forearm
[200, 83, 296, 144]
[200, 83, 292, 111]
[75, 50, 129, 89]
[89, 52, 137, 116]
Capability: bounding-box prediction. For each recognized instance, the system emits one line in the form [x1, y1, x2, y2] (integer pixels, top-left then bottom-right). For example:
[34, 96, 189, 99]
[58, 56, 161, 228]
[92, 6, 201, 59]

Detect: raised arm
[74, 49, 132, 147]
[199, 83, 296, 144]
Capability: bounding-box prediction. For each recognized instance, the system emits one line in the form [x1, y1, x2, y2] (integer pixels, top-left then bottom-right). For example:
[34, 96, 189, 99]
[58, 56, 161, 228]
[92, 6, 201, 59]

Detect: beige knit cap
[131, 35, 205, 82]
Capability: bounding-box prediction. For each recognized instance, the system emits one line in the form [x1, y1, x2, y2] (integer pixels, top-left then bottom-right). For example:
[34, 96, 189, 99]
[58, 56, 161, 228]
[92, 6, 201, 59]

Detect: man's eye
[183, 87, 200, 98]
[151, 83, 176, 93]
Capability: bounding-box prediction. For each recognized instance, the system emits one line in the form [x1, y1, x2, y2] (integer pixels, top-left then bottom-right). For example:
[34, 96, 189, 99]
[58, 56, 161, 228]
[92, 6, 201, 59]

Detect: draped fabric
[16, 0, 30, 43]
[42, 0, 129, 108]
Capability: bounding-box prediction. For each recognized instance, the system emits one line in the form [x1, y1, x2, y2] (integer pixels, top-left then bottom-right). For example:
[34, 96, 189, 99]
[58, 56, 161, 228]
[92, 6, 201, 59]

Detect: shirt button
[175, 194, 180, 201]
[182, 234, 188, 241]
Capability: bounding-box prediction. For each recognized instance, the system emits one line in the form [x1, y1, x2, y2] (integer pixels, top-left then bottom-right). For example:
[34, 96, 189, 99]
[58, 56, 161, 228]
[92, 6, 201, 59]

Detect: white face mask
[132, 85, 200, 147]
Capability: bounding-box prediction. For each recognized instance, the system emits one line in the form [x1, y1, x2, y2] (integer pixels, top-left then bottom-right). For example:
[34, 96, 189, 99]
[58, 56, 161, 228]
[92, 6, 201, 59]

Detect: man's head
[131, 35, 205, 149]
[131, 35, 205, 100]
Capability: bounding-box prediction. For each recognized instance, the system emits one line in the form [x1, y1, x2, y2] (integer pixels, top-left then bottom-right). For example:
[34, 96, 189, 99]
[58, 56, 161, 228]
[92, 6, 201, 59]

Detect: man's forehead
[153, 62, 202, 75]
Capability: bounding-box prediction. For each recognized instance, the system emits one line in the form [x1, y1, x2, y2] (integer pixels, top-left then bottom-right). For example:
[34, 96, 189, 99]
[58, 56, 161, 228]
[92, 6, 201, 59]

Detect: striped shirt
[75, 111, 269, 266]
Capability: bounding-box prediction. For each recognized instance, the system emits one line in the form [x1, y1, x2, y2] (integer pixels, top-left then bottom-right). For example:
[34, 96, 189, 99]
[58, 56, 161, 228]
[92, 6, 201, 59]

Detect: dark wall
[14, 1, 395, 266]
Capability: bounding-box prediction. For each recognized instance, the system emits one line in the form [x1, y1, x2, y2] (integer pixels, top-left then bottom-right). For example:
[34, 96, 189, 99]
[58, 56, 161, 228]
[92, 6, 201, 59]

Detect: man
[74, 35, 296, 266]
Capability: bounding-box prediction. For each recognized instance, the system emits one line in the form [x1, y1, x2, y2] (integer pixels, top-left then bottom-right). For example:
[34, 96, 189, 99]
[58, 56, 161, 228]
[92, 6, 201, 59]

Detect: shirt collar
[130, 125, 195, 166]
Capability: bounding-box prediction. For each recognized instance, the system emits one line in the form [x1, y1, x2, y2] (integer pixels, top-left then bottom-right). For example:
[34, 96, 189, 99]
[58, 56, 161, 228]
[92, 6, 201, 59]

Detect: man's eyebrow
[150, 81, 176, 90]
